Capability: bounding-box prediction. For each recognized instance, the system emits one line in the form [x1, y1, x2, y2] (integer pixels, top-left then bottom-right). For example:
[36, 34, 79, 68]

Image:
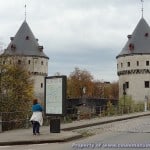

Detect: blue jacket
[32, 103, 43, 112]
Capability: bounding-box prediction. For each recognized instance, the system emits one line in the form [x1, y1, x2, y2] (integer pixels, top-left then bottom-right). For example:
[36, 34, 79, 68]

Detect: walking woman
[30, 99, 43, 135]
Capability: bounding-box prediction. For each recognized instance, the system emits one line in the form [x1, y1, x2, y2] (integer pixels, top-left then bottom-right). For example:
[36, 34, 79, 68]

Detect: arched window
[28, 60, 31, 64]
[127, 62, 130, 67]
[145, 33, 149, 37]
[11, 44, 16, 51]
[26, 36, 29, 40]
[129, 43, 134, 51]
[18, 60, 21, 64]
[121, 63, 123, 68]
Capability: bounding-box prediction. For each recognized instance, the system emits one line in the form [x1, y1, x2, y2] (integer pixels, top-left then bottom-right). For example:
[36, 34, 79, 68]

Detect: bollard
[0, 115, 2, 133]
[99, 107, 102, 117]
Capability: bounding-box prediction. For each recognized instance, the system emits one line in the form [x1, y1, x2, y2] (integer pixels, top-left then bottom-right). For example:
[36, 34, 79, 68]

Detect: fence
[0, 111, 32, 132]
[63, 103, 149, 122]
[0, 103, 149, 132]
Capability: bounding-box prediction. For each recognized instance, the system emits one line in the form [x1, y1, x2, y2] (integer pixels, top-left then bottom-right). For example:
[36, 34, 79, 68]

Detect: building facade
[2, 20, 49, 100]
[116, 18, 150, 102]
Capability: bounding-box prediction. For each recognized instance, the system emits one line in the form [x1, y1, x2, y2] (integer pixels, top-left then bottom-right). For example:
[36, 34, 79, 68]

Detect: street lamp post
[82, 87, 86, 105]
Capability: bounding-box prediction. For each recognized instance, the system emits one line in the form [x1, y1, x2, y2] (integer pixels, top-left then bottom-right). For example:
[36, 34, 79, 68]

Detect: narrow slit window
[145, 81, 149, 88]
[146, 61, 149, 66]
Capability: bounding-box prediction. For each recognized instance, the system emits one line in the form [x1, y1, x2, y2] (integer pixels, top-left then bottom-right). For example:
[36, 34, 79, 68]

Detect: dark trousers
[32, 121, 40, 134]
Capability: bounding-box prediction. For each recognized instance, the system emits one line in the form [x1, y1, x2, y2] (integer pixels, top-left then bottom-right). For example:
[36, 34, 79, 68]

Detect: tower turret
[3, 20, 49, 100]
[116, 18, 150, 102]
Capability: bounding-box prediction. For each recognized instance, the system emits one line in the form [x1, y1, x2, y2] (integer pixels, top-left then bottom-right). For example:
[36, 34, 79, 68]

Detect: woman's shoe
[36, 132, 40, 135]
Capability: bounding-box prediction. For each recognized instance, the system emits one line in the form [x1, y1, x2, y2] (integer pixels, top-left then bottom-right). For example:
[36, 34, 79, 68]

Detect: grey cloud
[1, 0, 150, 81]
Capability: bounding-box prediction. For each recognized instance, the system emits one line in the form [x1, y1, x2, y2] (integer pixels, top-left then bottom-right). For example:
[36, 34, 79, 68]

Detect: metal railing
[0, 111, 32, 132]
[64, 104, 149, 122]
[0, 104, 149, 132]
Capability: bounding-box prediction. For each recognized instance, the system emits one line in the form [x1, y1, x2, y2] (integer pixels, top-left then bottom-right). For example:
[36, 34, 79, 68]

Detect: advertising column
[44, 76, 67, 133]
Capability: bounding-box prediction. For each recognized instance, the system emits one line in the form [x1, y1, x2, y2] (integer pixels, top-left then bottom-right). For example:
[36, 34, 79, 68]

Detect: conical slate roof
[3, 20, 49, 59]
[117, 18, 150, 58]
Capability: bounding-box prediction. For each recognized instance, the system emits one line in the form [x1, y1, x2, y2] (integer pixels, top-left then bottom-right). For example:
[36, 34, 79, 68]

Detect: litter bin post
[50, 118, 60, 133]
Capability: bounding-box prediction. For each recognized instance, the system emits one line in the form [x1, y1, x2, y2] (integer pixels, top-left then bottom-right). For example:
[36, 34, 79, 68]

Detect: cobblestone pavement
[75, 115, 150, 136]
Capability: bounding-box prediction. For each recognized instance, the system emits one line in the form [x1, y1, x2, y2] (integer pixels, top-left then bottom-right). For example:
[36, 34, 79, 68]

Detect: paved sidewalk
[0, 111, 150, 146]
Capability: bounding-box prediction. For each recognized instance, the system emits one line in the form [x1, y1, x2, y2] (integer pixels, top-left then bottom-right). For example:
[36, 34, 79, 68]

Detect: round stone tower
[2, 20, 49, 100]
[116, 17, 150, 102]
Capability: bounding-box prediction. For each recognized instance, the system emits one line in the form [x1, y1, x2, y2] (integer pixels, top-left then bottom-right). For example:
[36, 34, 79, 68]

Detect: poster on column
[44, 76, 67, 116]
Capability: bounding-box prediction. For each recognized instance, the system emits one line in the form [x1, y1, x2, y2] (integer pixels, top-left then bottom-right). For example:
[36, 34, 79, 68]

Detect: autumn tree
[91, 80, 105, 98]
[0, 57, 34, 130]
[110, 81, 119, 99]
[97, 81, 119, 99]
[103, 82, 111, 98]
[67, 67, 119, 100]
[0, 64, 34, 112]
[67, 67, 94, 98]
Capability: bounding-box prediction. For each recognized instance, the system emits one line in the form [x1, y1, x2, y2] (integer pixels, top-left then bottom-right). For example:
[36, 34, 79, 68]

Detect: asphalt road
[1, 115, 150, 150]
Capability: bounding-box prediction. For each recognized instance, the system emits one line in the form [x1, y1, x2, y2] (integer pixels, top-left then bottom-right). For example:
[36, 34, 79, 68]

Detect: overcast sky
[0, 0, 150, 82]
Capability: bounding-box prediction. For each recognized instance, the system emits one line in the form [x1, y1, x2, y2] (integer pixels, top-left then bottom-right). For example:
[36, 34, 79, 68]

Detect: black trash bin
[50, 118, 60, 133]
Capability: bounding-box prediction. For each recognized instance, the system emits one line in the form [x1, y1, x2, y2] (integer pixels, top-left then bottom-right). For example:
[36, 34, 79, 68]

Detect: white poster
[45, 77, 63, 114]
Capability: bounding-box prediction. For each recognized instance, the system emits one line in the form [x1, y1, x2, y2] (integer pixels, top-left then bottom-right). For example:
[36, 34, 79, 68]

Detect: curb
[62, 112, 150, 131]
[0, 112, 150, 146]
[0, 133, 83, 146]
